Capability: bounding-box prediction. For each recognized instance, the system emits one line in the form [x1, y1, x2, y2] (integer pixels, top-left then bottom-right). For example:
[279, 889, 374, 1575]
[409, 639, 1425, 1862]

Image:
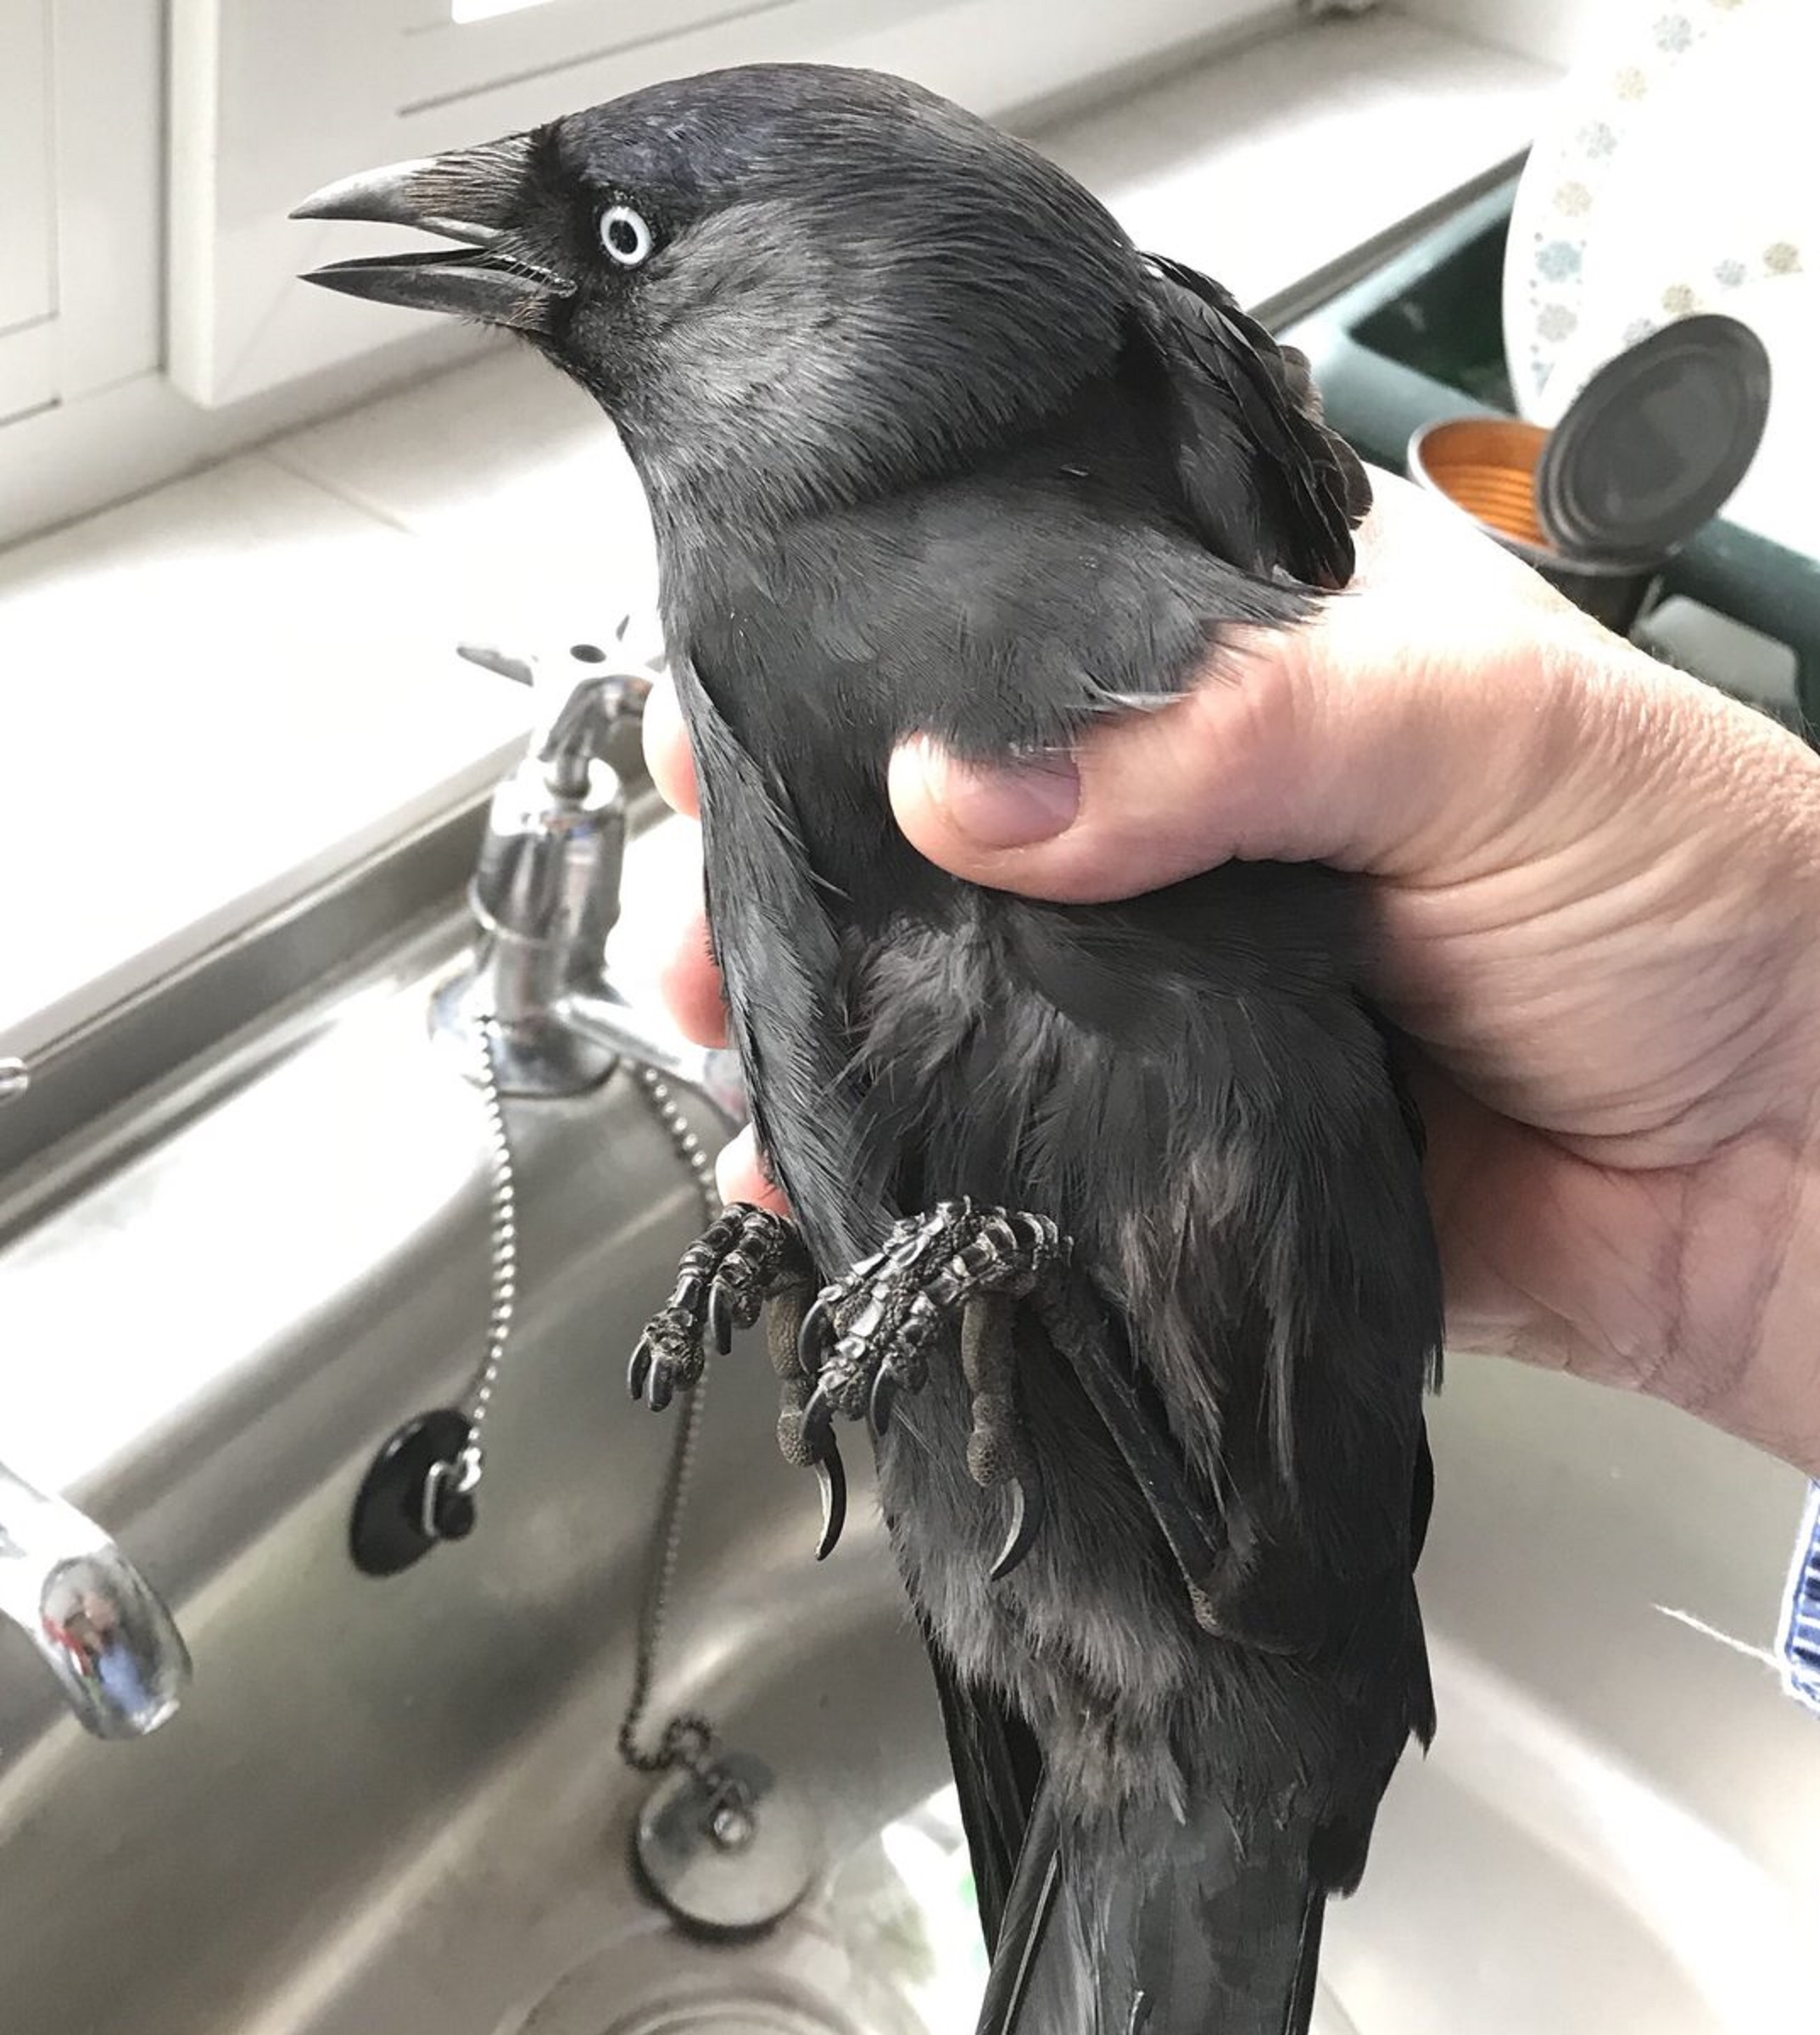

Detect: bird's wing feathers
[1137, 251, 1371, 591]
[673, 653, 890, 1266]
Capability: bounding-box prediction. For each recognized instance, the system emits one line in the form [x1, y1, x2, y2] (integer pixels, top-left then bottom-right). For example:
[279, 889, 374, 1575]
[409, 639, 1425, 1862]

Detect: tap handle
[459, 622, 664, 795]
[456, 613, 639, 692]
[538, 670, 652, 795]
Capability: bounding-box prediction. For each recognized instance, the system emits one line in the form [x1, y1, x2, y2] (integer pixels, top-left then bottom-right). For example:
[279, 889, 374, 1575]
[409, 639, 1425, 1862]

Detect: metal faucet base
[428, 963, 620, 1098]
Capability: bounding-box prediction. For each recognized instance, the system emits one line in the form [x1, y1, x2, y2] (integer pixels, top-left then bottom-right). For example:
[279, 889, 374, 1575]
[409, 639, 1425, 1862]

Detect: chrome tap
[0, 1461, 191, 1740]
[430, 631, 746, 1126]
[0, 1061, 191, 1739]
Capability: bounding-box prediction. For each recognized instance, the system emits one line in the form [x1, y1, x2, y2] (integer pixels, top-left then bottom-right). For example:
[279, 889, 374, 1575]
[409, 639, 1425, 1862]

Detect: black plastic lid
[1537, 313, 1773, 566]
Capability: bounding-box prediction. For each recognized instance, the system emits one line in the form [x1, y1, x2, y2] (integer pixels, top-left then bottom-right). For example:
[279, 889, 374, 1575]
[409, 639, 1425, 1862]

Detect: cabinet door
[0, 0, 56, 424]
[0, 0, 165, 429]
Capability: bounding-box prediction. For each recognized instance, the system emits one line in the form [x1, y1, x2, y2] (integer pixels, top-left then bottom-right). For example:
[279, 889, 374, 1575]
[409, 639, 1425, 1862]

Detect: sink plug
[347, 1408, 480, 1576]
[633, 1748, 822, 1941]
[349, 629, 796, 1932]
[349, 1016, 516, 1577]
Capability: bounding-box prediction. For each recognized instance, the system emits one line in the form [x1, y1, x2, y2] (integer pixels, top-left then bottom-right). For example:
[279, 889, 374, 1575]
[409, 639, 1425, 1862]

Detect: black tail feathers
[976, 1784, 1326, 2035]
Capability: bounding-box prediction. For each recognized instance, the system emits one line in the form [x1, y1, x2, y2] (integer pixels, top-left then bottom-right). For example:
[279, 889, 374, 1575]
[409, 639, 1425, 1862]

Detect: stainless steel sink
[3, 739, 1817, 2023]
[0, 807, 989, 2035]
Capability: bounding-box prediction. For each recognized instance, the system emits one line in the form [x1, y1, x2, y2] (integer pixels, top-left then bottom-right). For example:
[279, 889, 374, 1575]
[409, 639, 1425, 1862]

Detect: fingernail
[917, 741, 1080, 849]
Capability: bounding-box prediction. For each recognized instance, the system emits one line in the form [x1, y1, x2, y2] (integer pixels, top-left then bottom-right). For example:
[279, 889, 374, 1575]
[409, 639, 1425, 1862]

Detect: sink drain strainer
[514, 1915, 929, 2035]
[618, 2004, 838, 2035]
[632, 1752, 821, 1940]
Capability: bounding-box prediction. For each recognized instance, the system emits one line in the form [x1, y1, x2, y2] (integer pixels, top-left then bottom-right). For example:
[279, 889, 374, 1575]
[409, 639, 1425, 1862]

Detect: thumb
[886, 473, 1656, 906]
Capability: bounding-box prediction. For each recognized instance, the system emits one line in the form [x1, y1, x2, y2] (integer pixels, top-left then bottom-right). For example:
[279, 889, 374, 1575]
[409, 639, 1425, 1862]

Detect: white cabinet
[170, 0, 1276, 408]
[0, 0, 163, 425]
[0, 0, 56, 423]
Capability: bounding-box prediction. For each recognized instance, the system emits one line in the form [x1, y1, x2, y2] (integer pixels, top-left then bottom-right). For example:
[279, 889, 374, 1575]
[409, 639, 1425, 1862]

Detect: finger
[715, 1123, 788, 1213]
[657, 889, 729, 1047]
[886, 475, 1655, 905]
[641, 672, 699, 817]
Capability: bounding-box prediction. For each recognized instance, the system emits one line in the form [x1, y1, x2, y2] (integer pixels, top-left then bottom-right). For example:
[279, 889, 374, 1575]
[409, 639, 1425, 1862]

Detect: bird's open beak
[292, 137, 572, 327]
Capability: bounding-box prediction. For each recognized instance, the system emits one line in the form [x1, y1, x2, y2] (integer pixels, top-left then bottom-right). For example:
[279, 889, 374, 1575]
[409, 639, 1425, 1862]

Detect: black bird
[298, 64, 1441, 2035]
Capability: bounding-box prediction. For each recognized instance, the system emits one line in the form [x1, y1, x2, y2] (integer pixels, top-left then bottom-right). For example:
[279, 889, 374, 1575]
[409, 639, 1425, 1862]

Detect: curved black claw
[813, 1447, 848, 1561]
[708, 1280, 734, 1358]
[646, 1364, 677, 1415]
[628, 1335, 653, 1402]
[798, 1292, 835, 1375]
[784, 1207, 1072, 1571]
[988, 1472, 1046, 1582]
[868, 1359, 903, 1436]
[799, 1380, 835, 1459]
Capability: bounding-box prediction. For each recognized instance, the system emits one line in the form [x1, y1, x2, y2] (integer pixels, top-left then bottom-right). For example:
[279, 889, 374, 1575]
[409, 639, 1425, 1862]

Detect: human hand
[646, 471, 1820, 1477]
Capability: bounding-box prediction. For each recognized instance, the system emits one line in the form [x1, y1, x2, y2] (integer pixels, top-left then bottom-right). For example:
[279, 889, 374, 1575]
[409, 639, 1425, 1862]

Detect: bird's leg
[796, 1201, 1066, 1575]
[1022, 1276, 1231, 1636]
[960, 1293, 1045, 1581]
[629, 1204, 815, 1410]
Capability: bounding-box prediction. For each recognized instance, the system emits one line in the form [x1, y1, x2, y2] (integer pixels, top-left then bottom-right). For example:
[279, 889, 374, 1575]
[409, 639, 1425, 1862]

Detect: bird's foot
[795, 1199, 1069, 1575]
[629, 1204, 849, 1555]
[629, 1204, 814, 1411]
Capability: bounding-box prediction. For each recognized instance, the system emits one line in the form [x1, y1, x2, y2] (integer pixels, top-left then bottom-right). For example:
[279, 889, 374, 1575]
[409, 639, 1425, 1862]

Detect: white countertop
[0, 10, 1558, 1048]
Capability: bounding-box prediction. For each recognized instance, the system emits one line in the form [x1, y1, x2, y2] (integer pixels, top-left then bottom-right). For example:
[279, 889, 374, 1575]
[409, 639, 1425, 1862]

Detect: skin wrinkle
[1659, 1135, 1795, 1425]
[1387, 870, 1762, 1148]
[1423, 1091, 1671, 1378]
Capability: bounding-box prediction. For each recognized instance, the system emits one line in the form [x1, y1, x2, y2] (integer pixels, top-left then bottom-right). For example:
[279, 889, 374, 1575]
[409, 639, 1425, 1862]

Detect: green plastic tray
[1279, 176, 1820, 729]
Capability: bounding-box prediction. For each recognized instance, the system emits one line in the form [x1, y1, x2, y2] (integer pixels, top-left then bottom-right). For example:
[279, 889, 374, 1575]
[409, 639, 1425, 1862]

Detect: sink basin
[4, 806, 1815, 2034]
[0, 813, 969, 2035]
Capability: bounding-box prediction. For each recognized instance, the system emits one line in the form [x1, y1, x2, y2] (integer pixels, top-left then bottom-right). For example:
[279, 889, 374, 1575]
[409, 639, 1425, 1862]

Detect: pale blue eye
[600, 204, 654, 268]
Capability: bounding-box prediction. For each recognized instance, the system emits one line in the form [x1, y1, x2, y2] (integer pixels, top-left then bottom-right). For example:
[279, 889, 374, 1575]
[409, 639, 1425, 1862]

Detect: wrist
[1660, 1117, 1820, 1480]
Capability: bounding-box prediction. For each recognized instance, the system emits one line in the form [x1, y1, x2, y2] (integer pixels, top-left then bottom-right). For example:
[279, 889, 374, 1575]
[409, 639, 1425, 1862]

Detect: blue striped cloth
[1780, 1483, 1820, 1713]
